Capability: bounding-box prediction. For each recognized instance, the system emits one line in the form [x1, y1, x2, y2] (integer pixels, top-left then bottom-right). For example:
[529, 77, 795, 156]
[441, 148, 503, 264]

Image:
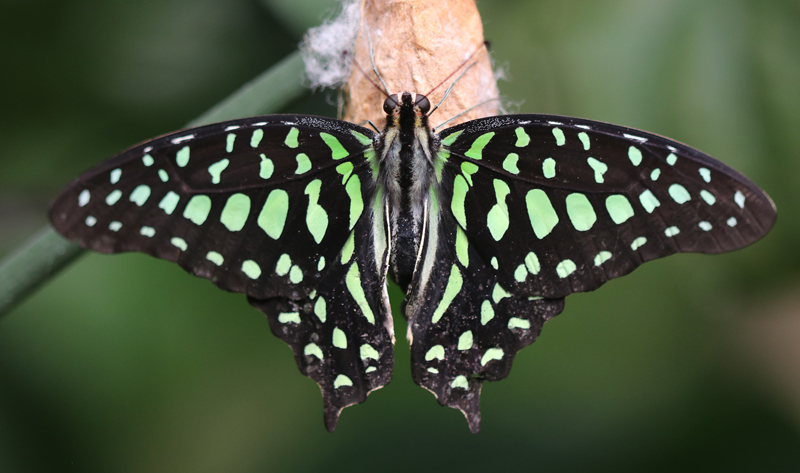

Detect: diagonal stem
[0, 51, 308, 317]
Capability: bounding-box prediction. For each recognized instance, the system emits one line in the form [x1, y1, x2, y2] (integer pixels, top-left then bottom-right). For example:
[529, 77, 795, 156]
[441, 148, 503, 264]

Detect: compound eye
[415, 95, 431, 114]
[383, 95, 399, 114]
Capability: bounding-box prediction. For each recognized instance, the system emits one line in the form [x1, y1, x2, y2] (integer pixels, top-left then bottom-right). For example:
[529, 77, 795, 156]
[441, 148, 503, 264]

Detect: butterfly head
[383, 92, 431, 128]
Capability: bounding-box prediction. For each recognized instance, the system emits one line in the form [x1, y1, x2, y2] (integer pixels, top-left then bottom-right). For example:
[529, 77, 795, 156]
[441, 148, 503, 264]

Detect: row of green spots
[206, 251, 224, 266]
[556, 259, 576, 278]
[250, 129, 264, 148]
[578, 132, 590, 150]
[108, 221, 122, 232]
[630, 236, 647, 251]
[503, 153, 520, 174]
[259, 154, 274, 179]
[129, 185, 151, 206]
[345, 263, 375, 324]
[464, 132, 494, 160]
[320, 132, 349, 160]
[480, 300, 494, 325]
[171, 237, 187, 251]
[241, 260, 261, 279]
[295, 153, 312, 174]
[628, 146, 643, 166]
[304, 180, 328, 244]
[431, 265, 462, 324]
[480, 348, 503, 366]
[110, 168, 122, 184]
[639, 190, 660, 213]
[552, 128, 566, 146]
[451, 376, 469, 390]
[526, 189, 559, 239]
[508, 317, 530, 330]
[425, 345, 445, 361]
[587, 157, 607, 183]
[594, 251, 612, 266]
[332, 327, 347, 349]
[664, 226, 680, 237]
[208, 159, 229, 184]
[451, 175, 469, 228]
[698, 221, 712, 231]
[606, 195, 634, 224]
[257, 189, 289, 239]
[139, 226, 155, 237]
[285, 127, 299, 148]
[275, 254, 292, 276]
[176, 146, 190, 167]
[487, 180, 511, 241]
[304, 343, 323, 360]
[340, 232, 355, 264]
[669, 184, 691, 204]
[455, 226, 469, 267]
[184, 195, 211, 225]
[700, 190, 716, 205]
[159, 191, 180, 215]
[314, 297, 326, 322]
[734, 191, 745, 208]
[542, 158, 556, 178]
[515, 127, 530, 147]
[566, 193, 596, 231]
[360, 344, 379, 361]
[278, 312, 300, 324]
[226, 133, 236, 153]
[142, 154, 154, 167]
[491, 283, 511, 304]
[220, 193, 251, 232]
[457, 331, 473, 350]
[666, 153, 678, 165]
[106, 190, 122, 206]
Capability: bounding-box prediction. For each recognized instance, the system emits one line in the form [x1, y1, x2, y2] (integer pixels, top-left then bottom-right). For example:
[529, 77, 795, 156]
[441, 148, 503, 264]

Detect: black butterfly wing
[49, 115, 393, 430]
[403, 114, 775, 431]
[442, 114, 775, 297]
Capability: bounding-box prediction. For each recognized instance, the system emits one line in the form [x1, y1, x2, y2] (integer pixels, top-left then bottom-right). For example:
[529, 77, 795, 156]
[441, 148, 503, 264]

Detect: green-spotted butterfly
[50, 90, 776, 432]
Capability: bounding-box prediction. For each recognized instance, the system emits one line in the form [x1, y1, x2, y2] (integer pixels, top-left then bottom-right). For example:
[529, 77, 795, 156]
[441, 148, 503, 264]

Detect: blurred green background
[1, 0, 799, 471]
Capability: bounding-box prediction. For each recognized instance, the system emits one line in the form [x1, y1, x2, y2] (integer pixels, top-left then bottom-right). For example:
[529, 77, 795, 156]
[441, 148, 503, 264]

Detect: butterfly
[49, 89, 776, 433]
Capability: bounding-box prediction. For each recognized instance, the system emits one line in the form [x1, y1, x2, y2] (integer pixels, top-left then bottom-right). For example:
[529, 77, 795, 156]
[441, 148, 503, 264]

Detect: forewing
[49, 115, 392, 429]
[439, 114, 776, 298]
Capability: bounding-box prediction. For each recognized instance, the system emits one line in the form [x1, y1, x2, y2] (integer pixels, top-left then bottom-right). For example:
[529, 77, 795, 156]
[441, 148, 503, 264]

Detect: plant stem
[0, 51, 307, 317]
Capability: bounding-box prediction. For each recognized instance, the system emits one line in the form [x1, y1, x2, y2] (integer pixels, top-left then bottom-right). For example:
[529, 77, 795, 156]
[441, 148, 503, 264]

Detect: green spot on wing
[587, 157, 607, 183]
[639, 190, 661, 213]
[206, 251, 224, 266]
[594, 251, 612, 266]
[345, 263, 375, 324]
[578, 132, 590, 150]
[170, 237, 187, 251]
[250, 129, 264, 148]
[226, 133, 236, 153]
[285, 127, 299, 148]
[350, 130, 372, 146]
[503, 153, 520, 174]
[304, 343, 323, 360]
[552, 128, 566, 146]
[259, 154, 274, 179]
[556, 259, 577, 278]
[340, 232, 355, 264]
[257, 189, 289, 239]
[451, 376, 469, 390]
[295, 153, 312, 174]
[526, 189, 559, 239]
[605, 195, 635, 224]
[566, 193, 597, 231]
[275, 254, 291, 276]
[543, 158, 556, 178]
[669, 184, 691, 204]
[460, 162, 479, 185]
[508, 317, 530, 330]
[183, 195, 211, 225]
[278, 312, 300, 324]
[455, 226, 469, 267]
[129, 185, 151, 206]
[158, 191, 180, 215]
[360, 344, 380, 361]
[241, 260, 261, 279]
[176, 146, 190, 167]
[320, 132, 348, 160]
[314, 297, 327, 322]
[457, 331, 473, 350]
[425, 345, 445, 361]
[440, 130, 463, 146]
[464, 132, 494, 160]
[487, 180, 511, 240]
[451, 174, 469, 229]
[492, 283, 511, 304]
[332, 327, 347, 349]
[208, 159, 230, 184]
[480, 300, 494, 325]
[524, 252, 540, 274]
[515, 127, 530, 147]
[480, 348, 503, 366]
[631, 236, 647, 250]
[333, 374, 353, 389]
[431, 265, 462, 324]
[628, 146, 643, 166]
[220, 193, 250, 232]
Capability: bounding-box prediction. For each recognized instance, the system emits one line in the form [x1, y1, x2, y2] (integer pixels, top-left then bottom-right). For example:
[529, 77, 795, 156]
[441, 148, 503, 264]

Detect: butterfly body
[50, 91, 776, 432]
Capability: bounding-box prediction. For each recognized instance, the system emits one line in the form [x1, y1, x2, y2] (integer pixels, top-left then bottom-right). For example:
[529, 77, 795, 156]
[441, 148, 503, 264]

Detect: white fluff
[300, 0, 361, 89]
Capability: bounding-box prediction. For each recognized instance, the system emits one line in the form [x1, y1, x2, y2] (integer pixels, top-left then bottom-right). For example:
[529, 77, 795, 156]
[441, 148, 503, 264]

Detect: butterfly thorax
[375, 92, 438, 292]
